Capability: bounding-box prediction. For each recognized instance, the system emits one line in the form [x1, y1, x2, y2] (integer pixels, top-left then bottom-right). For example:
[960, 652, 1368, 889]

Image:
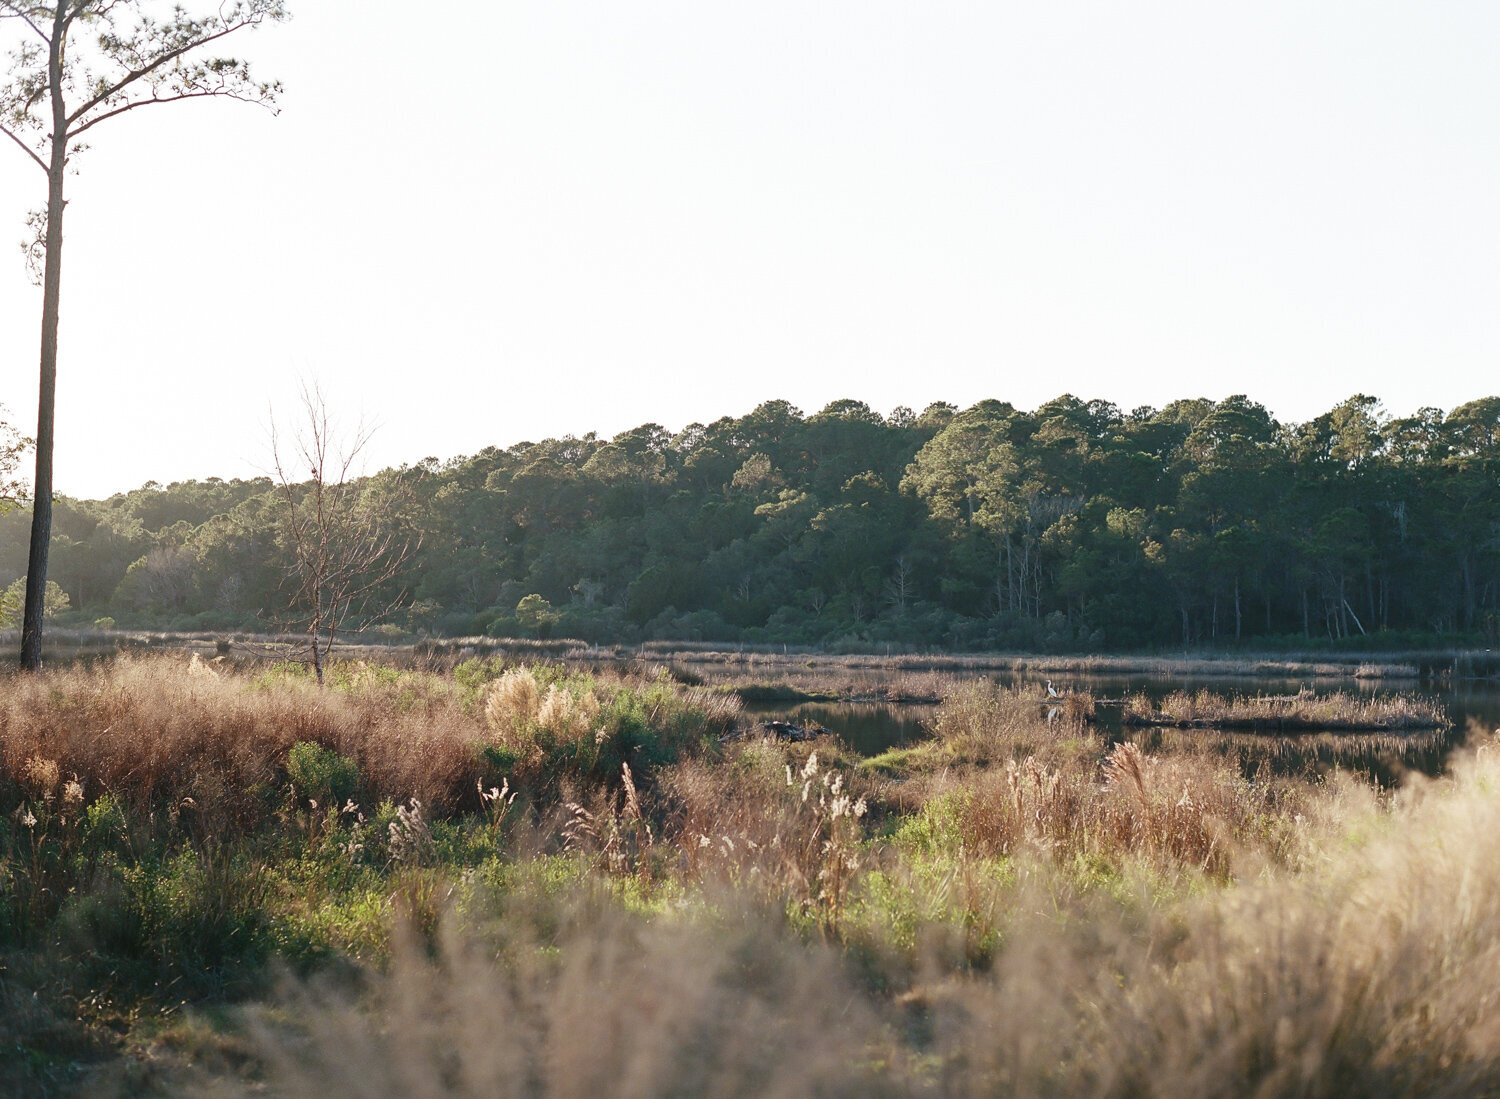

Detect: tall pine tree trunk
[20, 12, 69, 672]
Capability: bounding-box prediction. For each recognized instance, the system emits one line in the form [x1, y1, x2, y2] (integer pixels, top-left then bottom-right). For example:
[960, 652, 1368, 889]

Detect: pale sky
[1, 1, 1498, 499]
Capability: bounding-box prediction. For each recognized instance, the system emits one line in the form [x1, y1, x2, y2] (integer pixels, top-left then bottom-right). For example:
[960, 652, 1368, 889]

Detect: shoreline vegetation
[1120, 688, 1451, 732]
[6, 626, 1499, 681]
[1, 653, 1496, 1093]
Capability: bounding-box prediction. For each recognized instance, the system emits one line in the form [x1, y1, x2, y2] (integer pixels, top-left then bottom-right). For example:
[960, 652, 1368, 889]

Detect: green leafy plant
[287, 741, 361, 810]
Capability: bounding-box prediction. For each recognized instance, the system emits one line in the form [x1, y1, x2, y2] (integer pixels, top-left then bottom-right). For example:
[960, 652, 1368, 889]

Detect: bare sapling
[271, 384, 419, 685]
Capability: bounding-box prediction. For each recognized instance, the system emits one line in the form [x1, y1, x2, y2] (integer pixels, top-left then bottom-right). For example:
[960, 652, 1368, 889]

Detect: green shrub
[287, 742, 360, 808]
[480, 743, 525, 776]
[144, 848, 273, 978]
[56, 856, 144, 958]
[82, 793, 129, 857]
[454, 656, 506, 696]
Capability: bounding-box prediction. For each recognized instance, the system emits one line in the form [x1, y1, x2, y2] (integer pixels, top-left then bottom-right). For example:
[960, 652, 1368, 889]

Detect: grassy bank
[649, 645, 1437, 680]
[1, 656, 1497, 1094]
[1122, 688, 1450, 731]
[16, 627, 1500, 681]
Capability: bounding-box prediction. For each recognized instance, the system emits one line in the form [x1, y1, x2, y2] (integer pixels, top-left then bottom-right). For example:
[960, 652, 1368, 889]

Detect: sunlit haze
[2, 1, 1498, 499]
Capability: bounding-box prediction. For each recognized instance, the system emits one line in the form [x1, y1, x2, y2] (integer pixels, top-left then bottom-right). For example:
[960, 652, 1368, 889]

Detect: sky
[1, 1, 1499, 499]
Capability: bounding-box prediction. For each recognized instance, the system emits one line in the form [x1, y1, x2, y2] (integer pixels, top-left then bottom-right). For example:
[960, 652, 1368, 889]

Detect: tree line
[2, 392, 1498, 652]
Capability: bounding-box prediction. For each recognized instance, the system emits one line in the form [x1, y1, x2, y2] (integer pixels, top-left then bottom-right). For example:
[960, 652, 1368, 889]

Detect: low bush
[286, 741, 361, 809]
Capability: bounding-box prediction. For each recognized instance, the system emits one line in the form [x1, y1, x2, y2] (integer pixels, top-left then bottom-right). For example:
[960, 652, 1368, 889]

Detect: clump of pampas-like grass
[214, 735, 1500, 1097]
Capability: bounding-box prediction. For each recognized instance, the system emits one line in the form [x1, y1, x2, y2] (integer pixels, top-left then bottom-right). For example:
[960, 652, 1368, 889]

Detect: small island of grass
[1121, 688, 1450, 732]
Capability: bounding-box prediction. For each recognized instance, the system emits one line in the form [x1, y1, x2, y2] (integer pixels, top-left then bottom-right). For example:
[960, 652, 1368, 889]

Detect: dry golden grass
[0, 656, 484, 824]
[651, 737, 875, 921]
[197, 734, 1500, 1098]
[483, 666, 542, 732]
[1125, 687, 1449, 730]
[912, 735, 1306, 878]
[924, 680, 1100, 766]
[212, 899, 901, 1099]
[0, 656, 739, 838]
[482, 667, 606, 772]
[10, 654, 1498, 1095]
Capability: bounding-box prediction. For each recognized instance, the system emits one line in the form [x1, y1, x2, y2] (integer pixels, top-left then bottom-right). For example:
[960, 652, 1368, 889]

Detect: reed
[200, 734, 1500, 1098]
[1124, 687, 1449, 731]
[4, 654, 1497, 1095]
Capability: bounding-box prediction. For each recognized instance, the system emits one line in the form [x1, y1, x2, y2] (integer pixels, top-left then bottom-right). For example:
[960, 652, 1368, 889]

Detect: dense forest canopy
[2, 392, 1498, 650]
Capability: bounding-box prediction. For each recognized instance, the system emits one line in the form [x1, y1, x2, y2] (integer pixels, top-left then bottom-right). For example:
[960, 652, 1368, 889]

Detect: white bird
[1046, 679, 1060, 698]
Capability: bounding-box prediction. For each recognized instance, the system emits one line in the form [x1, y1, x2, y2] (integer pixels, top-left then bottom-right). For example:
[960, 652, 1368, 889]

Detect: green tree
[0, 406, 27, 511]
[514, 593, 560, 637]
[1, 0, 288, 669]
[0, 575, 67, 626]
[1447, 398, 1500, 457]
[903, 401, 1072, 618]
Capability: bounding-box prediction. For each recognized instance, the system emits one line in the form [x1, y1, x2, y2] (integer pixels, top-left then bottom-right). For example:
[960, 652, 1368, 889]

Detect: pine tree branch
[69, 84, 268, 137]
[67, 17, 264, 126]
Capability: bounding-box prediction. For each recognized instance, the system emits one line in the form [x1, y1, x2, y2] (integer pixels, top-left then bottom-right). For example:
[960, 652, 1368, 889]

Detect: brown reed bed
[1122, 688, 1450, 732]
[856, 682, 1308, 878]
[0, 655, 485, 824]
[0, 653, 738, 830]
[1141, 725, 1460, 771]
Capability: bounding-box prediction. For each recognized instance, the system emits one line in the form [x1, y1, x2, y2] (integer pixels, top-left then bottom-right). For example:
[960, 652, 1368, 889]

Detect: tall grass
[0, 656, 739, 827]
[1125, 687, 1450, 730]
[0, 655, 482, 821]
[210, 734, 1500, 1097]
[5, 655, 1499, 1095]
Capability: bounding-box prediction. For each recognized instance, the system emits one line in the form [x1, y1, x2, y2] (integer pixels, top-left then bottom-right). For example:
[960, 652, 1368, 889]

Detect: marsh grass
[875, 686, 1307, 882]
[0, 655, 481, 824]
[198, 735, 1500, 1098]
[1125, 687, 1450, 731]
[925, 680, 1099, 764]
[1141, 725, 1460, 776]
[0, 656, 735, 1065]
[650, 645, 1434, 681]
[694, 664, 959, 705]
[4, 654, 1499, 1095]
[218, 897, 903, 1099]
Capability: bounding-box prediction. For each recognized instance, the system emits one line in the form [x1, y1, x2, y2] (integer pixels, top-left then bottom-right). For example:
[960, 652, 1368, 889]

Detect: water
[1065, 672, 1499, 781]
[746, 669, 1500, 781]
[741, 699, 935, 757]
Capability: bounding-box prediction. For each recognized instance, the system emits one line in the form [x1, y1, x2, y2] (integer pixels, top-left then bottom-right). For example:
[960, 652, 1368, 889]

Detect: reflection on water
[1072, 673, 1497, 782]
[1126, 724, 1465, 785]
[747, 669, 1500, 781]
[742, 700, 934, 757]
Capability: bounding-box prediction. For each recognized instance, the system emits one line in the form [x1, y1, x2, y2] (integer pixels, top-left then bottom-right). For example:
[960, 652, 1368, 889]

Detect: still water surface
[747, 671, 1500, 782]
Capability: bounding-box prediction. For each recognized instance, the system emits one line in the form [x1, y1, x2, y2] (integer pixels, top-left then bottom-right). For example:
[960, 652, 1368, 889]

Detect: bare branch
[61, 0, 131, 35]
[0, 2, 51, 45]
[271, 384, 420, 682]
[0, 119, 45, 171]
